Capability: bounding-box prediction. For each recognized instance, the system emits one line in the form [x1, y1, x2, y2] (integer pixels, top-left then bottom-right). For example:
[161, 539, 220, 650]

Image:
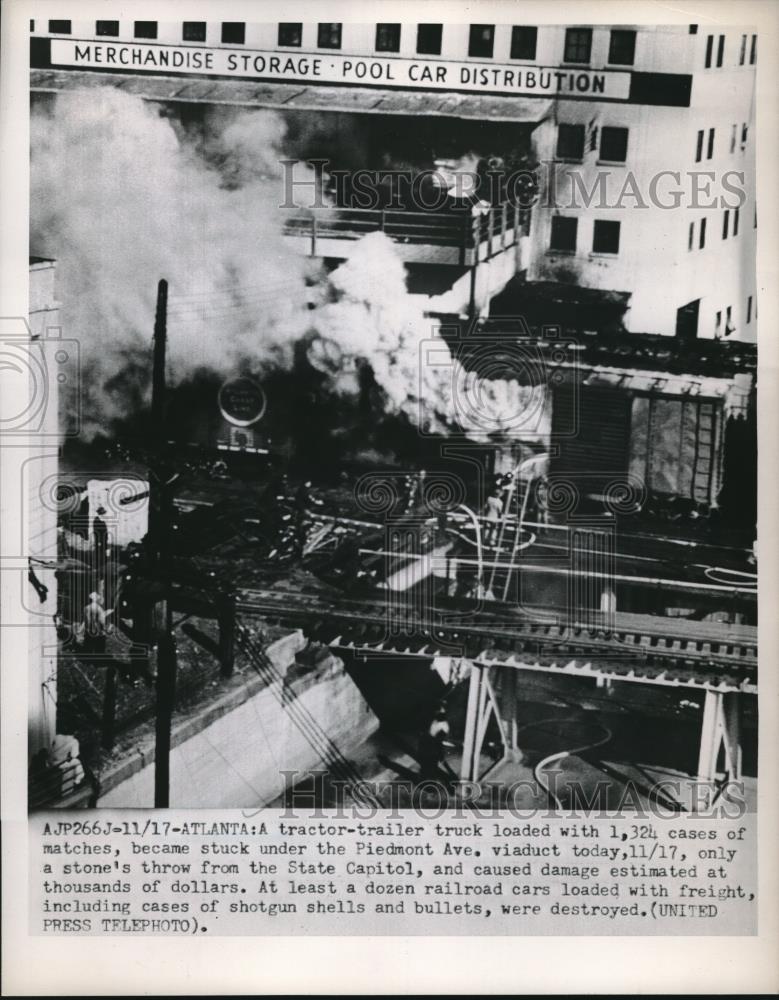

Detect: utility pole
[149, 278, 177, 808]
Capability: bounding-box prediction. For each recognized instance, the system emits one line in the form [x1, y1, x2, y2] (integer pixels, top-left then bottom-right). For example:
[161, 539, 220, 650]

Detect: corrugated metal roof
[560, 362, 751, 416]
[30, 68, 553, 121]
[575, 363, 736, 399]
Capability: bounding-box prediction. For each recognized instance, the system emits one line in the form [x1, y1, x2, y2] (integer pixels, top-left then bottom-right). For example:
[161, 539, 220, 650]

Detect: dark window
[688, 222, 694, 251]
[417, 24, 443, 55]
[564, 27, 592, 63]
[695, 129, 704, 162]
[739, 34, 747, 65]
[730, 124, 737, 153]
[550, 216, 578, 252]
[747, 295, 753, 323]
[96, 20, 119, 36]
[30, 19, 34, 31]
[699, 217, 707, 249]
[750, 34, 757, 64]
[705, 34, 713, 67]
[741, 123, 748, 146]
[707, 127, 715, 159]
[592, 220, 620, 254]
[375, 23, 401, 52]
[469, 24, 495, 58]
[134, 21, 157, 39]
[722, 210, 730, 239]
[733, 207, 740, 235]
[183, 22, 207, 42]
[725, 306, 734, 335]
[716, 34, 725, 67]
[278, 23, 302, 47]
[689, 24, 698, 34]
[222, 22, 245, 44]
[318, 23, 342, 48]
[608, 29, 636, 65]
[556, 124, 585, 160]
[599, 126, 629, 162]
[715, 310, 722, 337]
[510, 26, 537, 60]
[48, 20, 71, 33]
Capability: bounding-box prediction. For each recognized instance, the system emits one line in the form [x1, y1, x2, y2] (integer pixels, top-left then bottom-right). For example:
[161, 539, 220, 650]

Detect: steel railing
[284, 202, 531, 261]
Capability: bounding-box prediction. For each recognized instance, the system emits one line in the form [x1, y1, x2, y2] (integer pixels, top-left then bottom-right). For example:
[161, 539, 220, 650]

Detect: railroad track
[235, 586, 757, 691]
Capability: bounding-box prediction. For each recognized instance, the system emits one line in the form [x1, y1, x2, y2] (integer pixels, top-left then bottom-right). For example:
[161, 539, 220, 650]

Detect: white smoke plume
[309, 232, 454, 428]
[31, 88, 535, 444]
[31, 89, 317, 433]
[308, 233, 548, 442]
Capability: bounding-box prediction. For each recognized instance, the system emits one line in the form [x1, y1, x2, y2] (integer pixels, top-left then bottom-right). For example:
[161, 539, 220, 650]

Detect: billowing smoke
[31, 88, 535, 446]
[308, 232, 455, 430]
[31, 89, 316, 433]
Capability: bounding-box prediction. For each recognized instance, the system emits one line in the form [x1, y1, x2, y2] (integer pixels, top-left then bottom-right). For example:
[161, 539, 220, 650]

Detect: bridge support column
[497, 667, 521, 762]
[461, 662, 521, 781]
[461, 661, 486, 782]
[697, 688, 742, 797]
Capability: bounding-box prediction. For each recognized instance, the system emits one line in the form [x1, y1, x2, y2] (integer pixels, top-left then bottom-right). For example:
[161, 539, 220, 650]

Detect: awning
[30, 68, 553, 122]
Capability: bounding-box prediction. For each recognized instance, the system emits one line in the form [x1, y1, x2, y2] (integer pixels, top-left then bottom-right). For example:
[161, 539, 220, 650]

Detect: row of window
[557, 124, 628, 163]
[688, 209, 741, 250]
[39, 20, 637, 64]
[715, 306, 736, 337]
[722, 208, 740, 240]
[695, 128, 715, 162]
[694, 123, 750, 162]
[708, 297, 756, 338]
[553, 207, 748, 258]
[704, 32, 757, 68]
[549, 217, 621, 255]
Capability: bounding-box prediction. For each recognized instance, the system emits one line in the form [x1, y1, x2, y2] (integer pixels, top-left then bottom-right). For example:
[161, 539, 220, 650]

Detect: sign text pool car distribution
[50, 40, 632, 99]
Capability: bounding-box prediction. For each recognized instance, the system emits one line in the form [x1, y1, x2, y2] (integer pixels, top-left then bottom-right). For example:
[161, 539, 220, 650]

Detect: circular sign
[218, 376, 267, 427]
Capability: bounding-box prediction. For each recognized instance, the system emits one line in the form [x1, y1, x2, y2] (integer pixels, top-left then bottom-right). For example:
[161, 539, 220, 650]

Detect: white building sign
[50, 39, 632, 100]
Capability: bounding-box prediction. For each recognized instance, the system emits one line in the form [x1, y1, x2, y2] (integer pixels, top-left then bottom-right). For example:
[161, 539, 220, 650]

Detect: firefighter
[483, 490, 503, 547]
[82, 591, 109, 658]
[418, 705, 451, 781]
[404, 469, 426, 514]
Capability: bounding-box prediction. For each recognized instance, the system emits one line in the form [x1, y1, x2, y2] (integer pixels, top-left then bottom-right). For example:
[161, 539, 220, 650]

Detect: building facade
[31, 20, 757, 340]
[527, 25, 756, 342]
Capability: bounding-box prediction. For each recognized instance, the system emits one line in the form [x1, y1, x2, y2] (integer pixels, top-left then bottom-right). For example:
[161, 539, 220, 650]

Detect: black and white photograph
[24, 11, 758, 813]
[2, 0, 778, 990]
